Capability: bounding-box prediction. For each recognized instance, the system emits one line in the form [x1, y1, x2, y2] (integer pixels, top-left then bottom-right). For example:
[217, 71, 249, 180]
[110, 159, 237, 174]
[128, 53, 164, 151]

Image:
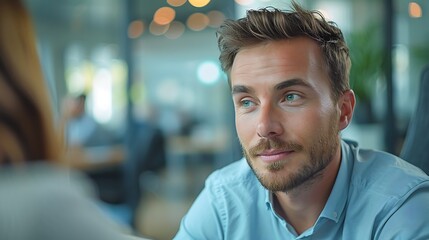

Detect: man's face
[230, 38, 342, 192]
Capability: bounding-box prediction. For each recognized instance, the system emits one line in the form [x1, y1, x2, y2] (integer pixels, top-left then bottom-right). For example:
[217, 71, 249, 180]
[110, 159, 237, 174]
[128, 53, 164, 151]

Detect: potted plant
[348, 24, 384, 123]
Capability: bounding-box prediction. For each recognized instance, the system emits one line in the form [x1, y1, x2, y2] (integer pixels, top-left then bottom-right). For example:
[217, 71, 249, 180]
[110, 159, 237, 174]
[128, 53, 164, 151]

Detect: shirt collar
[319, 139, 354, 222]
[265, 189, 272, 210]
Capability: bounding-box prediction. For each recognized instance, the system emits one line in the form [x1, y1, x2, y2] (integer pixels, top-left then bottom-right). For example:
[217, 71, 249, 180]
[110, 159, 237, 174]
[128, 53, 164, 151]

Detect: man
[174, 2, 429, 239]
[63, 94, 98, 146]
[63, 93, 116, 147]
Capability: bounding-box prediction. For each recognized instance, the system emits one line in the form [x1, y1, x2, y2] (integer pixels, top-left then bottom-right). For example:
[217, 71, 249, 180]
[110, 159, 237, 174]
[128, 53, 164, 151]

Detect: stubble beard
[243, 118, 339, 193]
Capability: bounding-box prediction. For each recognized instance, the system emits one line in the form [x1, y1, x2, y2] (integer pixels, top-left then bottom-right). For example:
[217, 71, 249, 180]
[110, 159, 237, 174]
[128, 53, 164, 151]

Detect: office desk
[64, 145, 125, 171]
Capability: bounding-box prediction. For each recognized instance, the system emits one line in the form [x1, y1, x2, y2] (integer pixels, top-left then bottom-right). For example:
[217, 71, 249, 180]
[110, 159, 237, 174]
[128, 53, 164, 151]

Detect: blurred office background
[23, 0, 428, 239]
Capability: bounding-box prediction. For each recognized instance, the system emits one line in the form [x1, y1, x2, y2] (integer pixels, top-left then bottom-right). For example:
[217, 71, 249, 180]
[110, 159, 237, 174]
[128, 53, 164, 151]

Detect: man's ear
[338, 90, 356, 130]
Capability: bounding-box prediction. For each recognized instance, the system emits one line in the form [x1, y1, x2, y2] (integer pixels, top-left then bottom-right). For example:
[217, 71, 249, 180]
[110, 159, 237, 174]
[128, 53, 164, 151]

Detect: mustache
[247, 138, 303, 157]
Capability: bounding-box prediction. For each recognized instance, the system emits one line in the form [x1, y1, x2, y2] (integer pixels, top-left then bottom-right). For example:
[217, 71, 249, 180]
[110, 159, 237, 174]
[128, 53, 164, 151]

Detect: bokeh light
[197, 61, 220, 85]
[153, 7, 176, 25]
[188, 0, 211, 8]
[234, 0, 254, 6]
[409, 2, 422, 18]
[149, 21, 170, 36]
[207, 10, 225, 28]
[187, 13, 209, 31]
[165, 21, 186, 39]
[167, 0, 187, 7]
[128, 20, 144, 39]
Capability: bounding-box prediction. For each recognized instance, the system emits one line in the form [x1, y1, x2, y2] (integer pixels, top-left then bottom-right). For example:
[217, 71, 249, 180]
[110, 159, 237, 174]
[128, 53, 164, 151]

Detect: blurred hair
[217, 1, 351, 101]
[77, 93, 87, 102]
[0, 0, 63, 164]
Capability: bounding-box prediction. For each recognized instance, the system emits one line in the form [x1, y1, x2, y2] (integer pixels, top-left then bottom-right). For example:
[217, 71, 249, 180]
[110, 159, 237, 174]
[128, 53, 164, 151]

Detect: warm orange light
[207, 10, 225, 28]
[128, 20, 144, 39]
[167, 0, 187, 7]
[187, 13, 209, 31]
[165, 21, 186, 39]
[149, 21, 170, 36]
[409, 2, 422, 18]
[188, 0, 211, 8]
[153, 7, 176, 25]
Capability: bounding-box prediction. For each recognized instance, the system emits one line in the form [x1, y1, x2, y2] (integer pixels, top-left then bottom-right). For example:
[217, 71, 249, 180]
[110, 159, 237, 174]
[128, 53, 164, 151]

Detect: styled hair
[0, 0, 63, 164]
[217, 1, 351, 101]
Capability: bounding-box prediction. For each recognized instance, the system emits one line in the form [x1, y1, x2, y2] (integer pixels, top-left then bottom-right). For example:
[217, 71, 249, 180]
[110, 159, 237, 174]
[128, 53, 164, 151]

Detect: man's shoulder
[342, 141, 429, 238]
[347, 141, 429, 196]
[352, 146, 428, 179]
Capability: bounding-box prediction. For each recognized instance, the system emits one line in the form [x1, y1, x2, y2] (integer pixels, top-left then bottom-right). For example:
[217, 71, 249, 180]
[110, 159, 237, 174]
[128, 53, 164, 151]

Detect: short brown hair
[217, 1, 351, 101]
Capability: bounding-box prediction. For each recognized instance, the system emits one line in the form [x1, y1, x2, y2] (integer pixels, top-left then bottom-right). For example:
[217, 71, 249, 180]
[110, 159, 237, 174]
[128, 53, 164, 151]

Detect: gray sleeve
[0, 166, 145, 240]
[32, 182, 129, 240]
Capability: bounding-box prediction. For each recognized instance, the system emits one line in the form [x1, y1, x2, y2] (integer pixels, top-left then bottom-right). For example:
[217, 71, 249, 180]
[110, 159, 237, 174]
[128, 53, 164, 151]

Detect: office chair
[400, 65, 429, 174]
[123, 122, 167, 226]
[95, 122, 167, 228]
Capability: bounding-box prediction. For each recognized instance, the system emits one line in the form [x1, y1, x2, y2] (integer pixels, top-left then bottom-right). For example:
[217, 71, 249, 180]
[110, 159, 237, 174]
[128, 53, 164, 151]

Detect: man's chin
[260, 181, 289, 192]
[266, 160, 288, 171]
[255, 171, 289, 191]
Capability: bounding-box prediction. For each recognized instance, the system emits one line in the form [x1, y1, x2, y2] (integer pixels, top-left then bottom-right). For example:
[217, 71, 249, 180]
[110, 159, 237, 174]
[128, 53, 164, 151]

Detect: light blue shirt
[67, 114, 98, 146]
[174, 140, 429, 239]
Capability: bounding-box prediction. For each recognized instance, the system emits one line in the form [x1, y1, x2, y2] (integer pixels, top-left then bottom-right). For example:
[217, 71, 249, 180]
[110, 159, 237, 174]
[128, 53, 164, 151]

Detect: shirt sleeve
[174, 176, 225, 240]
[376, 184, 429, 240]
[33, 180, 131, 240]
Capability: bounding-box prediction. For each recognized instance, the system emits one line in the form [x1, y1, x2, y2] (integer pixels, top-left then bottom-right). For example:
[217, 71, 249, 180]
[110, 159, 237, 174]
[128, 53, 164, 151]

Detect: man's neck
[273, 146, 342, 235]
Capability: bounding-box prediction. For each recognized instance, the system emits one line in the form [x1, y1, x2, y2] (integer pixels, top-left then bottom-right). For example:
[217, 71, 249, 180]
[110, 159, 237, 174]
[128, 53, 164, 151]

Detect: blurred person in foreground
[0, 1, 145, 239]
[175, 2, 429, 239]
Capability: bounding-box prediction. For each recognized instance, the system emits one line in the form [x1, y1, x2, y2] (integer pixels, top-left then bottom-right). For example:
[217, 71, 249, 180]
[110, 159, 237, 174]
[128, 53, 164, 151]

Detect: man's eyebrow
[275, 78, 311, 90]
[231, 85, 254, 95]
[231, 79, 310, 95]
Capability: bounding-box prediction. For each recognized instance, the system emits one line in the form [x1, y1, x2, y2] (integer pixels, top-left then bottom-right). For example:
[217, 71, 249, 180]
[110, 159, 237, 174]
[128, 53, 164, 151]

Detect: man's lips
[257, 149, 295, 163]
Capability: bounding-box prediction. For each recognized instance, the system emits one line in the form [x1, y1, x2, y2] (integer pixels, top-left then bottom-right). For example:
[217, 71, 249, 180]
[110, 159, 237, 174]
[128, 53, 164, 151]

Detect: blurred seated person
[62, 93, 119, 147]
[61, 92, 125, 171]
[62, 94, 126, 212]
[0, 0, 145, 239]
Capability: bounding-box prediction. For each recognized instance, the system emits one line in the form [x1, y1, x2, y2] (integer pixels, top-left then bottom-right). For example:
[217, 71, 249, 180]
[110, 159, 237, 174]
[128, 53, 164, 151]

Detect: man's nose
[256, 103, 284, 139]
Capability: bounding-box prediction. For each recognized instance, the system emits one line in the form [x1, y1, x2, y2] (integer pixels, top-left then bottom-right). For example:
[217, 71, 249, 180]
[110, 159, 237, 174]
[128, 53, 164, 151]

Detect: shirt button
[333, 212, 338, 218]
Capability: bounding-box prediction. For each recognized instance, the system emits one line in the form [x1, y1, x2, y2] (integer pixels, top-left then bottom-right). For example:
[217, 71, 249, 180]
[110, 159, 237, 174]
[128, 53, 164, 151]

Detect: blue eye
[241, 99, 254, 108]
[285, 93, 301, 102]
